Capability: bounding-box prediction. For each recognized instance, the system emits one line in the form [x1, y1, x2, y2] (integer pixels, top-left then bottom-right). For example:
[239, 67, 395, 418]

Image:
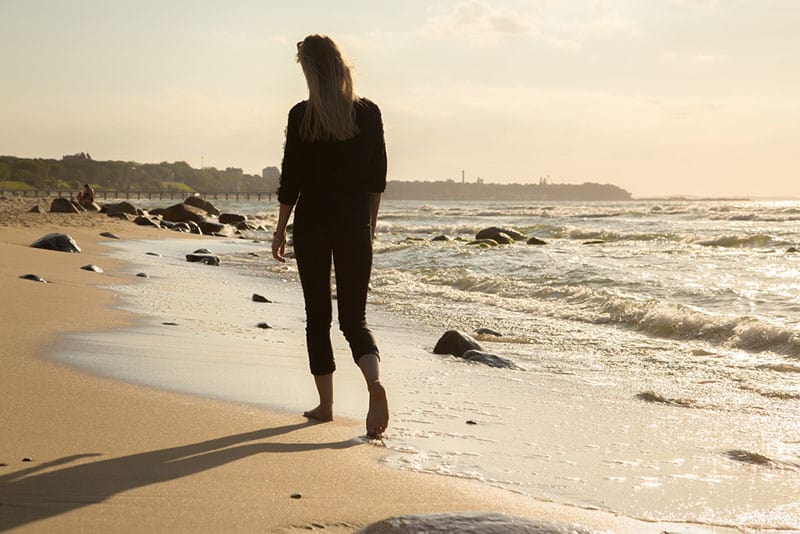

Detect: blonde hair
[296, 34, 359, 142]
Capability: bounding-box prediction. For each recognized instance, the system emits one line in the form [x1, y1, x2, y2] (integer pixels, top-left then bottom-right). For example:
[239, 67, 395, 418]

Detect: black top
[277, 98, 387, 225]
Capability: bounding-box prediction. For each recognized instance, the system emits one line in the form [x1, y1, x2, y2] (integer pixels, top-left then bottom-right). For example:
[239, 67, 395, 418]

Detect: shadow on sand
[0, 421, 359, 530]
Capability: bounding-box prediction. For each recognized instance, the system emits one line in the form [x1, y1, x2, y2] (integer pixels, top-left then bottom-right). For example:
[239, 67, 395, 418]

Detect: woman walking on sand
[272, 34, 389, 438]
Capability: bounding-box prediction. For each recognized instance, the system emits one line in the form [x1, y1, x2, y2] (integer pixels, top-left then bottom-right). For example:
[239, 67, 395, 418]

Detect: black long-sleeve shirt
[277, 98, 387, 226]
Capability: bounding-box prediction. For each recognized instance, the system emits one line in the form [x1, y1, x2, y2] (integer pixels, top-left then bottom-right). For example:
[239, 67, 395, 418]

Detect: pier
[0, 190, 274, 202]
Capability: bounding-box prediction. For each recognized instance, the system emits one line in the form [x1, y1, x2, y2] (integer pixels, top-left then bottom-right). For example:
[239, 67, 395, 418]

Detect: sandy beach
[0, 196, 737, 533]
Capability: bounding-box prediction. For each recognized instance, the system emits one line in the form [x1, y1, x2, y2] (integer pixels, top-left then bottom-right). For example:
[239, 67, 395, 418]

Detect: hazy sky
[1, 1, 798, 198]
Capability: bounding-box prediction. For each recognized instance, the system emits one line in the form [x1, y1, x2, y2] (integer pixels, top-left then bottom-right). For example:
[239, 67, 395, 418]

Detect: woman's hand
[272, 230, 287, 263]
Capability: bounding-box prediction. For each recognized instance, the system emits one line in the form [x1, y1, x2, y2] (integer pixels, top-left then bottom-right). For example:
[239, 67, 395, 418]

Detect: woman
[272, 35, 389, 438]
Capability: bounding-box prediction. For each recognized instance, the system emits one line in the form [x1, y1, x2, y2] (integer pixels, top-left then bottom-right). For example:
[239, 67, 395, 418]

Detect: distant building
[225, 167, 244, 180]
[62, 152, 92, 161]
[262, 166, 280, 193]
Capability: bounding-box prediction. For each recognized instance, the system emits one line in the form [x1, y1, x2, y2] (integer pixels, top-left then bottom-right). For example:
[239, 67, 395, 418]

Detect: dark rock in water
[252, 293, 272, 303]
[29, 205, 41, 213]
[99, 231, 121, 239]
[357, 512, 593, 534]
[467, 239, 498, 247]
[257, 322, 273, 329]
[466, 420, 477, 425]
[193, 248, 213, 254]
[186, 253, 220, 266]
[582, 240, 605, 245]
[136, 272, 149, 278]
[787, 246, 799, 254]
[219, 213, 246, 224]
[431, 235, 452, 242]
[151, 203, 207, 224]
[433, 330, 483, 357]
[49, 197, 82, 214]
[162, 322, 179, 326]
[102, 201, 138, 217]
[476, 226, 526, 242]
[475, 327, 502, 337]
[146, 252, 161, 257]
[80, 264, 104, 273]
[462, 350, 523, 370]
[184, 196, 220, 216]
[20, 274, 47, 283]
[526, 237, 547, 245]
[31, 233, 81, 253]
[170, 222, 192, 233]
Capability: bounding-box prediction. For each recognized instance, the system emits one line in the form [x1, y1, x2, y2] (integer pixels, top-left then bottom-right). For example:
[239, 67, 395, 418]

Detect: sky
[1, 0, 798, 198]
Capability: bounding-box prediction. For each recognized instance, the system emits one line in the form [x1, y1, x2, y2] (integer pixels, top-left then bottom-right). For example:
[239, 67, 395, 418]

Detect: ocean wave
[693, 234, 790, 248]
[372, 269, 800, 358]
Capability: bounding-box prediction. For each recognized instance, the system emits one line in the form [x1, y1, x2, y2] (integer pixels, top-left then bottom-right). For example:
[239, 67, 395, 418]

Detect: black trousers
[293, 220, 379, 376]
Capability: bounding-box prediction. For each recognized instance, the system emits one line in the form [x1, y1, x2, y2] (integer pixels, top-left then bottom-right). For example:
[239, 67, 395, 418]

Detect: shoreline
[0, 202, 736, 532]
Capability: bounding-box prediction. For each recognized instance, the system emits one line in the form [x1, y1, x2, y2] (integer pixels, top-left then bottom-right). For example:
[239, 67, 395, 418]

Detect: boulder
[475, 327, 502, 337]
[219, 213, 246, 225]
[787, 246, 799, 254]
[49, 197, 82, 214]
[187, 221, 203, 235]
[197, 221, 229, 236]
[433, 330, 483, 357]
[102, 201, 138, 217]
[476, 226, 526, 242]
[462, 350, 524, 370]
[19, 274, 47, 283]
[185, 253, 220, 266]
[28, 205, 41, 213]
[133, 215, 163, 228]
[31, 233, 81, 253]
[169, 222, 192, 233]
[357, 513, 592, 534]
[193, 248, 213, 254]
[431, 235, 452, 242]
[526, 237, 547, 245]
[150, 203, 207, 224]
[467, 239, 498, 247]
[252, 293, 272, 303]
[184, 196, 220, 216]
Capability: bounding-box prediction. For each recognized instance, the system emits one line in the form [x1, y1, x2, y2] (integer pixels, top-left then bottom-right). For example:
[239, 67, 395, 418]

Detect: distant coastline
[383, 180, 631, 201]
[1, 154, 633, 201]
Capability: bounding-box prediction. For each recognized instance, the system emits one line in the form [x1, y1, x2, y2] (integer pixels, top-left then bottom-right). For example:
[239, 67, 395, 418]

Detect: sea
[56, 199, 800, 532]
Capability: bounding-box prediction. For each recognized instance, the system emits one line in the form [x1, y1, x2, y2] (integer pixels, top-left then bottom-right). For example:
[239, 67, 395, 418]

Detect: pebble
[257, 322, 273, 329]
[290, 493, 302, 499]
[252, 294, 272, 303]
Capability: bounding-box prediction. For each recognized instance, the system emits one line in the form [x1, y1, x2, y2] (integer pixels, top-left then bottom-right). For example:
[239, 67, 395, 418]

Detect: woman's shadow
[0, 421, 360, 530]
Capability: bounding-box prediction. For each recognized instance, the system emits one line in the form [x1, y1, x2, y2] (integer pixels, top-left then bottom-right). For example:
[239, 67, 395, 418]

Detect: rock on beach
[30, 233, 81, 253]
[433, 330, 483, 357]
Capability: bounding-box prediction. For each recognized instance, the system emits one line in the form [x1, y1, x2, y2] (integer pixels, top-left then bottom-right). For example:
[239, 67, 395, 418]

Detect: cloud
[421, 0, 532, 46]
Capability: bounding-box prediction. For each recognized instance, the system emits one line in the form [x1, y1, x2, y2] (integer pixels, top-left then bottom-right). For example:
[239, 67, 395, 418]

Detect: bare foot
[303, 405, 333, 422]
[366, 381, 389, 438]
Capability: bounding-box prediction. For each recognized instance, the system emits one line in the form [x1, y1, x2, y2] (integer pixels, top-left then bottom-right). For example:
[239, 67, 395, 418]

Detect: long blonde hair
[296, 34, 359, 142]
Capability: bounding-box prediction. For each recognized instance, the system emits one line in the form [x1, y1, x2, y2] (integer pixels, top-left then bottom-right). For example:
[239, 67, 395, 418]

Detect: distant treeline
[0, 155, 269, 193]
[1, 155, 631, 201]
[384, 180, 632, 201]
